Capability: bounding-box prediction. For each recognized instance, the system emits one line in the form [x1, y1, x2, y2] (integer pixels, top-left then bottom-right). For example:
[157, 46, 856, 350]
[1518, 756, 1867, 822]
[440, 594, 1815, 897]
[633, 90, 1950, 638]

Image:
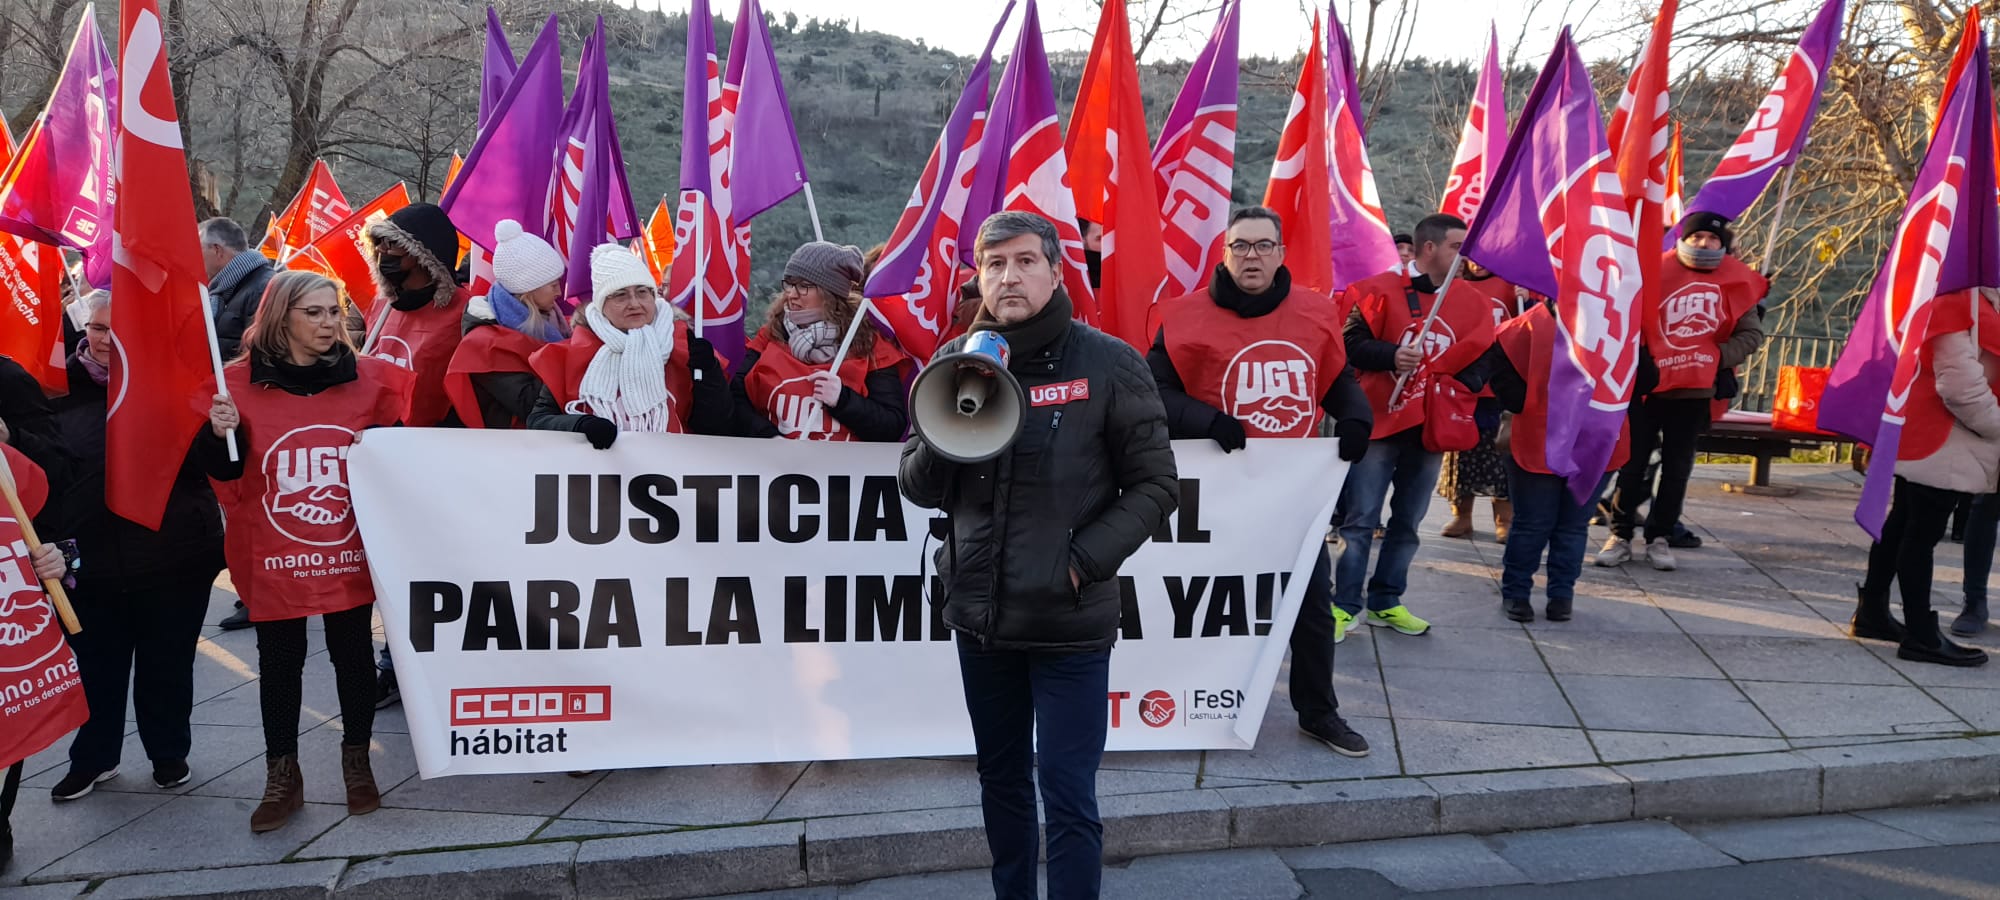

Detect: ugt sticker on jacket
[350, 432, 1345, 777]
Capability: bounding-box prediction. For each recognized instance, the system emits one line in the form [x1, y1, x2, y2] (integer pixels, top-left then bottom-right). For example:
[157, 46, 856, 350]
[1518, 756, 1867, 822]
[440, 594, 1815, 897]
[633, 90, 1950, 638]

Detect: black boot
[1850, 582, 1906, 642]
[1952, 595, 1989, 637]
[1, 820, 11, 874]
[1899, 610, 1989, 667]
[1502, 596, 1535, 623]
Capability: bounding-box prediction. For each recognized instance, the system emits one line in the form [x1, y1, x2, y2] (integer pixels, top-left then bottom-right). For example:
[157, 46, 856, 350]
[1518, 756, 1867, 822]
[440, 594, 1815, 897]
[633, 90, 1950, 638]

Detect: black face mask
[377, 254, 408, 287]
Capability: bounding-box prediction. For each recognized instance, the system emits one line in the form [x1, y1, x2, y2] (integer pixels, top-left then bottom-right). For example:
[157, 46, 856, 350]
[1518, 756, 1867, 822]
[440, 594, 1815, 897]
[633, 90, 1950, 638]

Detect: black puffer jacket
[0, 354, 70, 486]
[899, 292, 1180, 653]
[39, 355, 224, 586]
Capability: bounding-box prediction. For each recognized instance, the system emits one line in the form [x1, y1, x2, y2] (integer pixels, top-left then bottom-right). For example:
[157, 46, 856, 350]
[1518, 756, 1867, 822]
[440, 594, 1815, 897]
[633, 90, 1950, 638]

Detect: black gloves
[686, 336, 719, 368]
[1208, 413, 1247, 453]
[579, 415, 618, 450]
[1334, 418, 1370, 463]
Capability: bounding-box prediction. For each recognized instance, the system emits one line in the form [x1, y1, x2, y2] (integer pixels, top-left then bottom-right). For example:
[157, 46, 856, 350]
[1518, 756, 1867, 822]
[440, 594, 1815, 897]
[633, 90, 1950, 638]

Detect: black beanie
[383, 203, 462, 274]
[1678, 211, 1735, 252]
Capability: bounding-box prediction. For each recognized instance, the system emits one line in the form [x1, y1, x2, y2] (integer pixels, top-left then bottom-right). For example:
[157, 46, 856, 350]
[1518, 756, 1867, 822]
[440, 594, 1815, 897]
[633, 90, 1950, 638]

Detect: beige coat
[1899, 294, 2000, 494]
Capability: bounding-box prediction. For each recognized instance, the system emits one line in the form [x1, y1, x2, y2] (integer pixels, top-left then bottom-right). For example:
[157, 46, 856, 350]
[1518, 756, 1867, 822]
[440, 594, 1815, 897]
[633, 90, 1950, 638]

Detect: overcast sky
[632, 0, 1644, 69]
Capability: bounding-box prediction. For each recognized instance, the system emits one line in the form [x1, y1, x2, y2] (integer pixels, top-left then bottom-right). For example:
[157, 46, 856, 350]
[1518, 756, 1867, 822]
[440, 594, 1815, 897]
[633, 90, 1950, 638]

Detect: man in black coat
[202, 217, 277, 362]
[899, 211, 1179, 900]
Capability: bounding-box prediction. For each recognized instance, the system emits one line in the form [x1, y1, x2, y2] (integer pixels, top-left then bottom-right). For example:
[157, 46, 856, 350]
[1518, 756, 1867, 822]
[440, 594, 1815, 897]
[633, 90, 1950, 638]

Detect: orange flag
[440, 152, 472, 266]
[638, 195, 674, 283]
[1663, 121, 1685, 228]
[259, 159, 352, 262]
[292, 183, 410, 314]
[0, 114, 66, 393]
[108, 0, 219, 529]
[1263, 17, 1332, 295]
[1063, 0, 1167, 349]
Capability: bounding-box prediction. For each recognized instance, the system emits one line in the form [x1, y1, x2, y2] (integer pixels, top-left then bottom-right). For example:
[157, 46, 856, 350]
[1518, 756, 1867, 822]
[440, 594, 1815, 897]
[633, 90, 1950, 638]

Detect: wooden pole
[0, 452, 79, 634]
[1386, 254, 1466, 407]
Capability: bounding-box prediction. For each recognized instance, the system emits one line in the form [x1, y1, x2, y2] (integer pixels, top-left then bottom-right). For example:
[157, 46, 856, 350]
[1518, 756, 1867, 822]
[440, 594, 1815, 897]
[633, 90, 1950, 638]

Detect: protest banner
[349, 431, 1345, 777]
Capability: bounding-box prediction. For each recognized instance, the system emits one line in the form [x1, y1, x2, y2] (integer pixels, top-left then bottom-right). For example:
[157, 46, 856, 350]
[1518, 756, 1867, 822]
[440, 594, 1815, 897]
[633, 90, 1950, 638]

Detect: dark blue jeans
[1963, 493, 2000, 603]
[956, 636, 1111, 900]
[1502, 462, 1594, 605]
[1335, 436, 1444, 614]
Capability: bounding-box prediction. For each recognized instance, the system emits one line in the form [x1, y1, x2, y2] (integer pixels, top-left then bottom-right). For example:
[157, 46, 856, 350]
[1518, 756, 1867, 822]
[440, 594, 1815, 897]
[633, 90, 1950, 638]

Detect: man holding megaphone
[899, 212, 1179, 900]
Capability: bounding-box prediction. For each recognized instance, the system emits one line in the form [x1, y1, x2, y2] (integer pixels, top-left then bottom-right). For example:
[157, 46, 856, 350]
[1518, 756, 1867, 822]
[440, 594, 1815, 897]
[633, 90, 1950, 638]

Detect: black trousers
[255, 604, 378, 758]
[1611, 396, 1709, 541]
[1862, 476, 1965, 624]
[64, 574, 214, 773]
[1289, 546, 1340, 725]
[2, 761, 19, 823]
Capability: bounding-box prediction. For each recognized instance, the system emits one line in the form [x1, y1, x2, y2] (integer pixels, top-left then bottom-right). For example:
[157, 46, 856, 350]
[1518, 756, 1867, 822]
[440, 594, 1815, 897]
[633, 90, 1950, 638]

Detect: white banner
[348, 430, 1345, 777]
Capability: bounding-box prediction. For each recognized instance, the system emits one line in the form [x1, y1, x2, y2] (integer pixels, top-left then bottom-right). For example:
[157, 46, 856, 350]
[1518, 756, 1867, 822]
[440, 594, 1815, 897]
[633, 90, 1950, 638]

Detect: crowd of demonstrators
[199, 271, 409, 831]
[445, 220, 573, 429]
[1850, 288, 2000, 668]
[39, 291, 225, 803]
[527, 243, 731, 446]
[1149, 207, 1373, 757]
[1436, 260, 1527, 542]
[1333, 214, 1495, 641]
[1598, 212, 1767, 572]
[900, 211, 1179, 900]
[730, 242, 911, 441]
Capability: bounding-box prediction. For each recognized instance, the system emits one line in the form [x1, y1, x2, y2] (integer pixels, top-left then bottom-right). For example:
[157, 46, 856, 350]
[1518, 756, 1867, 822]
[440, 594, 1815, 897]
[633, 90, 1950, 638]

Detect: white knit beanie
[490, 219, 567, 295]
[590, 242, 657, 308]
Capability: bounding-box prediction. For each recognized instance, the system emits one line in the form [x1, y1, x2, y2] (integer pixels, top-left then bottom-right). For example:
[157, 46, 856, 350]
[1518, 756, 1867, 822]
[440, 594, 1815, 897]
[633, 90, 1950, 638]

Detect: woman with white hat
[527, 243, 730, 446]
[446, 220, 572, 428]
[730, 242, 912, 441]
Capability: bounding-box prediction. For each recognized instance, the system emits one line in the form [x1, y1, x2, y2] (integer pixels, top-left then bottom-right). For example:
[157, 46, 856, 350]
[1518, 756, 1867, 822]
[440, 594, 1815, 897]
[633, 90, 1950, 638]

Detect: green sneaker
[1367, 605, 1432, 636]
[1332, 607, 1355, 644]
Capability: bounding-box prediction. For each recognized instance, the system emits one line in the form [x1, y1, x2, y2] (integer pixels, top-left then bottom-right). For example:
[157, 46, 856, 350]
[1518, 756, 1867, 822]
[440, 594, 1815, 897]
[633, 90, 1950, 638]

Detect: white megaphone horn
[908, 331, 1026, 463]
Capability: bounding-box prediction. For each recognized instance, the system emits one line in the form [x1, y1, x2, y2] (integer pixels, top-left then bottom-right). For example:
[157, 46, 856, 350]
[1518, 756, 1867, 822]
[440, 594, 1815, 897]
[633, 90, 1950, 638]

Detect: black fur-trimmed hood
[365, 202, 461, 308]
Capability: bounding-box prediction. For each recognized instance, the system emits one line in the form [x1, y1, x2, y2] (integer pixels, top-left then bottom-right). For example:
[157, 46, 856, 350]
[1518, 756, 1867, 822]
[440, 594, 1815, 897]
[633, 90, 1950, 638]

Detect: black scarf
[1209, 264, 1292, 318]
[251, 343, 359, 396]
[971, 289, 1074, 361]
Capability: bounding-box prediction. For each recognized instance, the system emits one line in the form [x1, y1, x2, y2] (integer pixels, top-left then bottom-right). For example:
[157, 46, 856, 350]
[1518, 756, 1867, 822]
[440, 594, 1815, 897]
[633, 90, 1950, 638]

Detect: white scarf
[577, 300, 676, 432]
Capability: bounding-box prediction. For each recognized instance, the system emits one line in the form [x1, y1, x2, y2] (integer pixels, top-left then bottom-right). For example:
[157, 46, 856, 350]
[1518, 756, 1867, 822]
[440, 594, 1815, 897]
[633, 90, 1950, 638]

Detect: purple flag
[1463, 28, 1645, 503]
[479, 7, 518, 130]
[955, 7, 1030, 267]
[1149, 0, 1238, 298]
[1150, 3, 1234, 192]
[1686, 0, 1844, 220]
[725, 0, 809, 222]
[1836, 26, 2000, 538]
[1325, 7, 1399, 291]
[441, 15, 562, 253]
[1327, 2, 1366, 141]
[667, 0, 752, 367]
[0, 12, 116, 289]
[864, 2, 1012, 302]
[551, 19, 641, 307]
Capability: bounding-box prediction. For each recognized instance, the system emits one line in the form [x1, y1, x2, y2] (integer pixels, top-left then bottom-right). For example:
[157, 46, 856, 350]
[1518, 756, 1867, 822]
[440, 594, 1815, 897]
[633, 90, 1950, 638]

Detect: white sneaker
[1647, 538, 1678, 571]
[1594, 536, 1632, 567]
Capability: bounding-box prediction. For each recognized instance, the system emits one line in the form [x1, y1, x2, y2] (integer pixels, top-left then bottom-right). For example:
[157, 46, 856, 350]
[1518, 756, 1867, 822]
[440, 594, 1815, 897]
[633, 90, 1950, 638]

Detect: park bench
[1699, 409, 1853, 496]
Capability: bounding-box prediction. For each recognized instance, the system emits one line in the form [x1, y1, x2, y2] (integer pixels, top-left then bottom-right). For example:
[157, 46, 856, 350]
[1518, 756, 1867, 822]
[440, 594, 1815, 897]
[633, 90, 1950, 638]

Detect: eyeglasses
[290, 305, 343, 322]
[1227, 240, 1281, 258]
[781, 278, 817, 295]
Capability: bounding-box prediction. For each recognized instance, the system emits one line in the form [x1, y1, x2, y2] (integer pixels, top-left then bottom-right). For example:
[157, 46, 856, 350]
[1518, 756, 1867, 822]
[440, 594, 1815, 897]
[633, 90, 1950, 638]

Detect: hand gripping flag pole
[0, 450, 79, 634]
[1386, 254, 1467, 407]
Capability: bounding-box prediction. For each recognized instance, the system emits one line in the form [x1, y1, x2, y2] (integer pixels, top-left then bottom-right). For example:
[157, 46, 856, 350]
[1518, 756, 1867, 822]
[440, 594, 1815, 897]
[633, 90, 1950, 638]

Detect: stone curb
[23, 738, 2000, 899]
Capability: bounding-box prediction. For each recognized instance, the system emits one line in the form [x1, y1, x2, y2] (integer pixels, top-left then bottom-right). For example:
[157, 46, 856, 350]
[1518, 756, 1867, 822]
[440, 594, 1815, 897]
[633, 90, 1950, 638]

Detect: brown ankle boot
[1493, 499, 1514, 543]
[341, 744, 380, 815]
[250, 754, 303, 833]
[1440, 495, 1474, 538]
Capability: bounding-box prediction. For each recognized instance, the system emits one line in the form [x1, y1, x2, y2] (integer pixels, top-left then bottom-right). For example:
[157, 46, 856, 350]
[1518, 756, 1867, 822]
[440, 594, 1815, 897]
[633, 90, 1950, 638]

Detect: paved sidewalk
[719, 801, 2000, 898]
[7, 464, 2000, 898]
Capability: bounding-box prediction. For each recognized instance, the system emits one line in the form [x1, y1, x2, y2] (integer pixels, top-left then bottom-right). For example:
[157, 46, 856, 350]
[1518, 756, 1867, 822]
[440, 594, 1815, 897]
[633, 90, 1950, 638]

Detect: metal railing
[1733, 332, 1845, 414]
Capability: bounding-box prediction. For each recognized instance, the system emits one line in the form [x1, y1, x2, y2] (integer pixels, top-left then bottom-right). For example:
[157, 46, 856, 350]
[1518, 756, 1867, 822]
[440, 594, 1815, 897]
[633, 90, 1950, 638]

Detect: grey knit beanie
[784, 242, 865, 299]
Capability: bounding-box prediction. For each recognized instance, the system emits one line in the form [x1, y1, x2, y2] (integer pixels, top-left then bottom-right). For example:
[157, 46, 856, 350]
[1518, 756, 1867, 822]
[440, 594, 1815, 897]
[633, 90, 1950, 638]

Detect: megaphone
[909, 331, 1026, 463]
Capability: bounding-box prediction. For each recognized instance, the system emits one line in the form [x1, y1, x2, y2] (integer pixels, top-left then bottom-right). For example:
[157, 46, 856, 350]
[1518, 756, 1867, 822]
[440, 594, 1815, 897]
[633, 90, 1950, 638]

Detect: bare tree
[1052, 0, 1227, 65]
[0, 0, 93, 134]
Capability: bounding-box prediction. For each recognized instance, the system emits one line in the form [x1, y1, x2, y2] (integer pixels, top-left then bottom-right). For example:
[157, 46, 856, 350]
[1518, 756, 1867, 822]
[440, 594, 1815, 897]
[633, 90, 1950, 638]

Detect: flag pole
[1387, 254, 1466, 407]
[196, 284, 239, 463]
[0, 451, 80, 634]
[693, 191, 708, 381]
[1758, 165, 1797, 271]
[830, 296, 875, 369]
[802, 182, 826, 242]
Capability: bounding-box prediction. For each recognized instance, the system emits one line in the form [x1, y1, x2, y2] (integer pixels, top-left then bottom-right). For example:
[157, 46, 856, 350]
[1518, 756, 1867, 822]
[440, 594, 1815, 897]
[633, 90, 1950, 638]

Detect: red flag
[291, 183, 411, 314]
[0, 116, 66, 393]
[638, 196, 675, 284]
[1663, 121, 1685, 228]
[993, 0, 1099, 325]
[1263, 18, 1333, 296]
[1606, 0, 1675, 305]
[1065, 0, 1166, 347]
[0, 444, 87, 770]
[108, 0, 217, 529]
[258, 160, 351, 263]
